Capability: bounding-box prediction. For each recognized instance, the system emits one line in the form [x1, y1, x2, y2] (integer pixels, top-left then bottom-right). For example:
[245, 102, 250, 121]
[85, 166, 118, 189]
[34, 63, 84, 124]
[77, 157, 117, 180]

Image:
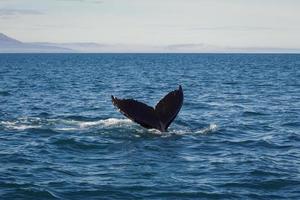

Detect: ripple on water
[1, 54, 299, 199]
[50, 137, 107, 152]
[0, 185, 59, 200]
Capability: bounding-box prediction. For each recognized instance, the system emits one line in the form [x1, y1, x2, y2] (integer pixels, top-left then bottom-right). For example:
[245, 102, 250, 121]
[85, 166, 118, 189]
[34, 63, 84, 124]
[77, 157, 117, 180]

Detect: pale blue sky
[0, 0, 300, 48]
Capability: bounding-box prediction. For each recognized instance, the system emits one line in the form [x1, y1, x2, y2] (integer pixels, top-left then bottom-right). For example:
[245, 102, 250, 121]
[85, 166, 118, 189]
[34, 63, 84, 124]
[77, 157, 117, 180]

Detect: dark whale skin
[112, 85, 183, 132]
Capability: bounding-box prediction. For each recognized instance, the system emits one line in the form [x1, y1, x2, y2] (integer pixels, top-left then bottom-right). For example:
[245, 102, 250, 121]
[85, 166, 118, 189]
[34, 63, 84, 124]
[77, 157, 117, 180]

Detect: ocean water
[0, 53, 299, 199]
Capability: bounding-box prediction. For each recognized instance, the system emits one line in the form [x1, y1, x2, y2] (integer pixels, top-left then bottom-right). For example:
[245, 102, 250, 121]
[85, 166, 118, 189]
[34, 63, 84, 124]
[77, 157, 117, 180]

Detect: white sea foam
[1, 121, 41, 130]
[195, 123, 218, 134]
[54, 127, 80, 131]
[78, 118, 132, 128]
[1, 117, 133, 132]
[50, 118, 133, 131]
[12, 125, 42, 130]
[171, 129, 190, 135]
[165, 124, 218, 136]
[1, 116, 218, 135]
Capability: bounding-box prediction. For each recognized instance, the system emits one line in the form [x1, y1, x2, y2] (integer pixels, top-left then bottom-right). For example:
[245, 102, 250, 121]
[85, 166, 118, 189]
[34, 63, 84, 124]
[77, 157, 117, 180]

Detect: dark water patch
[287, 133, 300, 142]
[285, 84, 300, 87]
[0, 91, 11, 96]
[249, 169, 289, 178]
[257, 179, 300, 190]
[50, 137, 107, 152]
[242, 111, 269, 116]
[246, 194, 289, 200]
[282, 121, 300, 128]
[149, 191, 230, 199]
[223, 81, 239, 85]
[27, 128, 61, 136]
[0, 182, 34, 189]
[31, 106, 43, 111]
[253, 84, 274, 87]
[46, 181, 70, 187]
[223, 91, 243, 95]
[36, 112, 52, 117]
[60, 188, 138, 200]
[62, 115, 102, 121]
[1, 187, 59, 200]
[220, 179, 299, 191]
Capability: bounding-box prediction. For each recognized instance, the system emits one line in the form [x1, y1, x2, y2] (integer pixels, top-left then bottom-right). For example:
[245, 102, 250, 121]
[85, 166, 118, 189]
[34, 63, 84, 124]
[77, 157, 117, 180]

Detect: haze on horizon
[1, 0, 300, 51]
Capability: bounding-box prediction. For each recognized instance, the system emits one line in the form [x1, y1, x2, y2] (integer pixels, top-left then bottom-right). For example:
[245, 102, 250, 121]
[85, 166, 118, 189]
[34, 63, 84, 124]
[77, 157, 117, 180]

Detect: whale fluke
[111, 85, 183, 132]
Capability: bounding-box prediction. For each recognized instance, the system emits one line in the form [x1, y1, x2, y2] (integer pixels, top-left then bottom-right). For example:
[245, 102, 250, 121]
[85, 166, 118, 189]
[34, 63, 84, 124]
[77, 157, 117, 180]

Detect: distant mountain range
[0, 33, 74, 53]
[0, 33, 299, 53]
[0, 33, 161, 53]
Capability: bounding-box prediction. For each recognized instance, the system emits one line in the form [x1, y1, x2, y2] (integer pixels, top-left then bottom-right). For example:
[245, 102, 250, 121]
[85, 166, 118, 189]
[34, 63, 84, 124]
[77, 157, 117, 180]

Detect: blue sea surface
[0, 53, 299, 199]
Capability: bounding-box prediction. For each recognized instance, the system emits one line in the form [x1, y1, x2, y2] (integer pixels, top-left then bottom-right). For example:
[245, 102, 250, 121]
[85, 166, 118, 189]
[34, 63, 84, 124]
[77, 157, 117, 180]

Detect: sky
[0, 0, 300, 49]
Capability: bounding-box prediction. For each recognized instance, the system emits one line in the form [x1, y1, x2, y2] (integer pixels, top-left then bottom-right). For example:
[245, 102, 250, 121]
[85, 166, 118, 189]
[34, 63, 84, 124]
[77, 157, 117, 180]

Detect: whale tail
[111, 85, 183, 132]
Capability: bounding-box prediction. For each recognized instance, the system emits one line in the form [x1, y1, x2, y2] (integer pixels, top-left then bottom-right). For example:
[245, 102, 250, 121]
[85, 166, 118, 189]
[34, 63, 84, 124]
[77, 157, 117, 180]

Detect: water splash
[1, 117, 218, 136]
[0, 117, 133, 131]
[77, 118, 132, 128]
[0, 118, 42, 130]
[0, 121, 42, 130]
[195, 123, 218, 134]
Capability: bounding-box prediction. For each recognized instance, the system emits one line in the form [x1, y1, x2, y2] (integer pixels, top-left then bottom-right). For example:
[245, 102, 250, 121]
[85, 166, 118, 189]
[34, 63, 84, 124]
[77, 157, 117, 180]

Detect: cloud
[56, 0, 103, 4]
[166, 43, 206, 49]
[189, 26, 276, 31]
[165, 43, 225, 52]
[148, 24, 278, 32]
[0, 8, 43, 17]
